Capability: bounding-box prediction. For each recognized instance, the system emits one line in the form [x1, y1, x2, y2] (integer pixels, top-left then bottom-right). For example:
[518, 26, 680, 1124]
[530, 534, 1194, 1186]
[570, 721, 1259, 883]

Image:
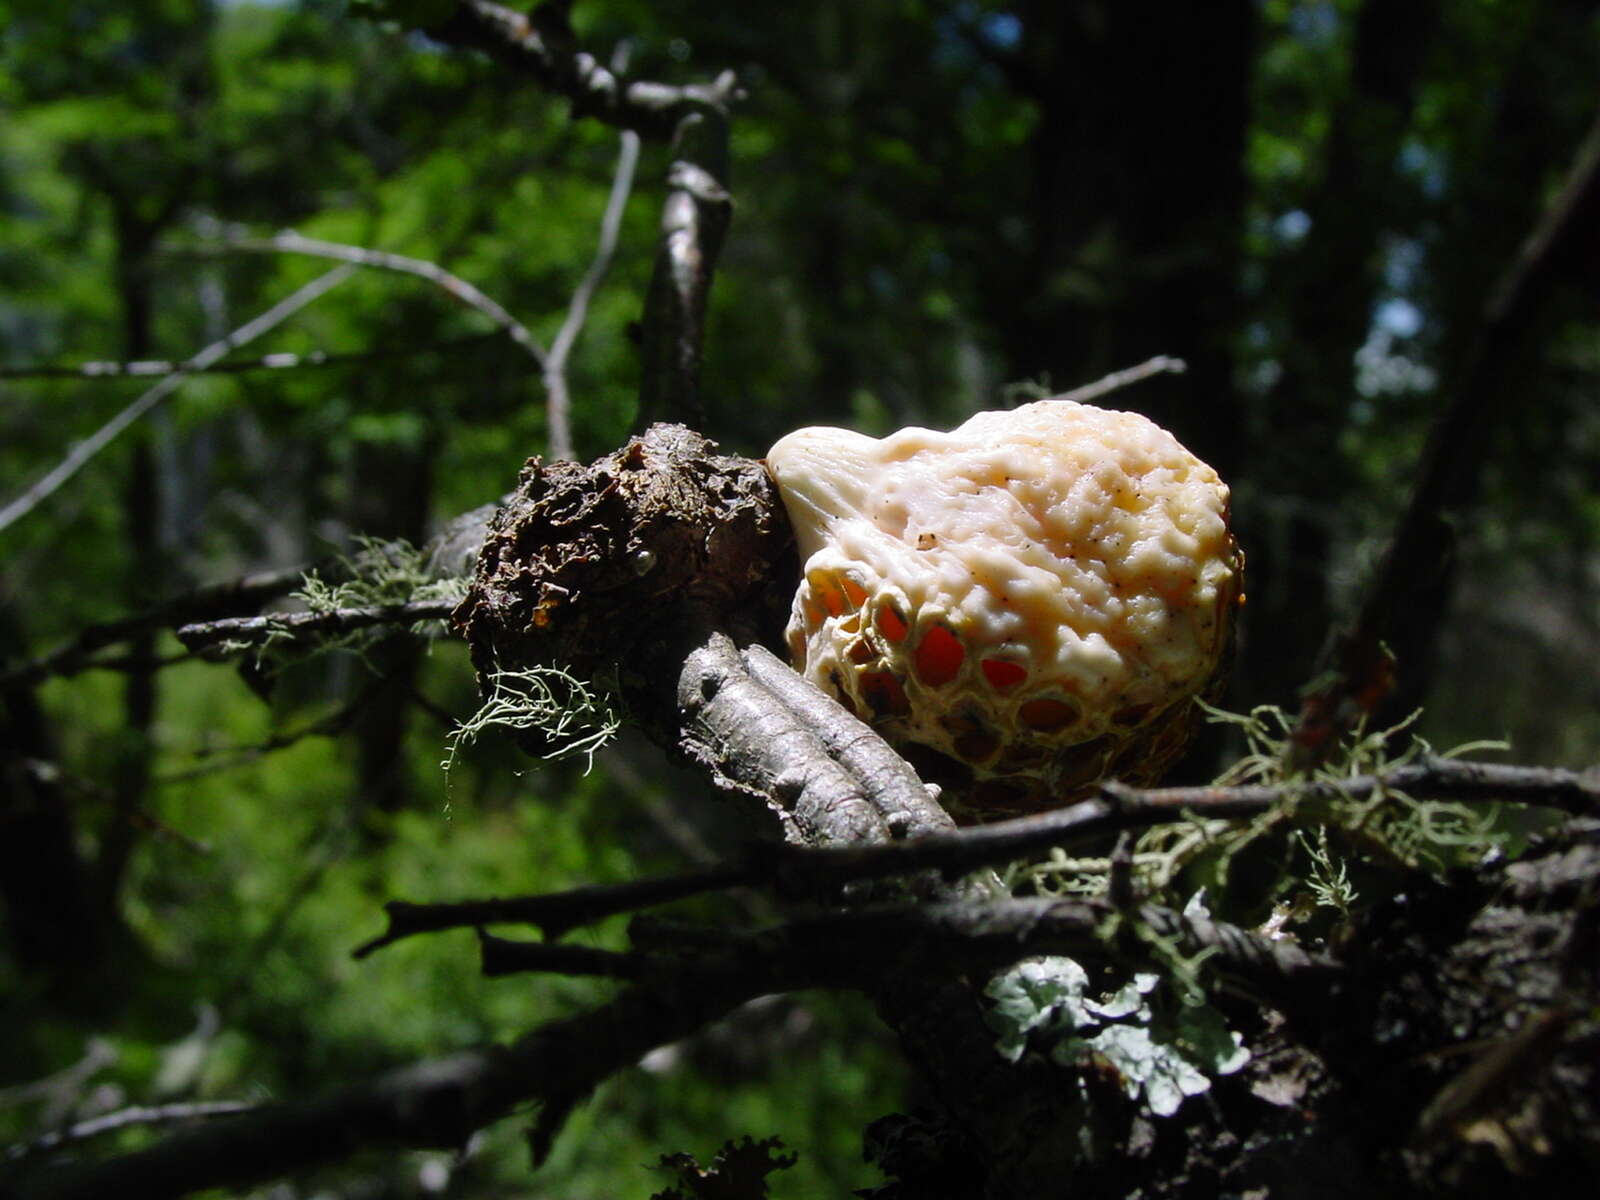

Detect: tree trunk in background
[994, 1, 1254, 480]
[1252, 0, 1439, 711]
[0, 611, 106, 1007]
[1382, 0, 1598, 728]
[96, 208, 168, 914]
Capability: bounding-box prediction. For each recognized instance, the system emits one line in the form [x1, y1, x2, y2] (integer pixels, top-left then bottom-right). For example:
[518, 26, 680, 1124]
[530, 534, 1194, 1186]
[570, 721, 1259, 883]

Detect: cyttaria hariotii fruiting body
[767, 400, 1242, 820]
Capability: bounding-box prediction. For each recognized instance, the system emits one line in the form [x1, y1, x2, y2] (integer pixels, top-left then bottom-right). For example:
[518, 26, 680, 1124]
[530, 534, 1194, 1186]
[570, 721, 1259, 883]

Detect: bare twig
[432, 1, 741, 140]
[353, 860, 755, 956]
[186, 231, 548, 366]
[5, 1102, 255, 1167]
[155, 701, 362, 785]
[353, 755, 1600, 955]
[0, 266, 354, 536]
[174, 599, 456, 656]
[0, 564, 314, 689]
[1050, 355, 1188, 406]
[1294, 105, 1600, 759]
[0, 1043, 116, 1111]
[43, 650, 193, 678]
[544, 129, 641, 460]
[0, 333, 502, 382]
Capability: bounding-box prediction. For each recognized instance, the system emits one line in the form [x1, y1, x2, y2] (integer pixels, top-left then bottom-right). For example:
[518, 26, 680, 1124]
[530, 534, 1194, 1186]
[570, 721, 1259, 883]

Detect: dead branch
[175, 599, 456, 656]
[634, 107, 734, 431]
[0, 333, 501, 381]
[1048, 354, 1188, 406]
[4, 891, 1330, 1200]
[0, 565, 314, 689]
[430, 1, 741, 140]
[1295, 105, 1600, 759]
[154, 701, 363, 785]
[5, 1103, 255, 1167]
[353, 755, 1599, 956]
[0, 266, 354, 536]
[184, 232, 548, 367]
[3, 974, 761, 1200]
[482, 895, 1338, 1001]
[544, 127, 641, 459]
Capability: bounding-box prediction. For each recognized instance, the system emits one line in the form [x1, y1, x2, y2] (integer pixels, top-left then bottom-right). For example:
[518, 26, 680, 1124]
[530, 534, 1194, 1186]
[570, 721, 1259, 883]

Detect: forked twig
[0, 267, 354, 535]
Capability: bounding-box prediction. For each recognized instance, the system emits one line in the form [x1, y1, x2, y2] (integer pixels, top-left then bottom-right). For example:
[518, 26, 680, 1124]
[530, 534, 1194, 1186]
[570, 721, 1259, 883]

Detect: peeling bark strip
[677, 634, 953, 847]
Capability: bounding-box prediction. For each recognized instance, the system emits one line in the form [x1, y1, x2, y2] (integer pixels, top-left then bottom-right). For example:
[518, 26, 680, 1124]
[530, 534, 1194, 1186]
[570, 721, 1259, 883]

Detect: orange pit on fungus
[767, 397, 1243, 820]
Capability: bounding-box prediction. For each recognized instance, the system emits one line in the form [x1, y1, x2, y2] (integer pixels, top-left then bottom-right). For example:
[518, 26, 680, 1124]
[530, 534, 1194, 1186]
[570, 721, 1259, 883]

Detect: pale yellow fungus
[767, 399, 1242, 817]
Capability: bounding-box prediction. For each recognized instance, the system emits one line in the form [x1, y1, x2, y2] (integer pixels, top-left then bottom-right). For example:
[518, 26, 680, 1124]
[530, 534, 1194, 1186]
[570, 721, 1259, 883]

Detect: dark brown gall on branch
[452, 424, 795, 737]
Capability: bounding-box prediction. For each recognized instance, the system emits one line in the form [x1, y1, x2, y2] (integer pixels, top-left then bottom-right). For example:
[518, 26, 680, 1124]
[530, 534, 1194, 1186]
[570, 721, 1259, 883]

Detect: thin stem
[6, 1102, 255, 1166]
[353, 754, 1599, 953]
[0, 333, 502, 382]
[175, 600, 456, 655]
[544, 130, 641, 460]
[1051, 355, 1188, 405]
[0, 564, 314, 689]
[0, 266, 354, 536]
[188, 232, 548, 366]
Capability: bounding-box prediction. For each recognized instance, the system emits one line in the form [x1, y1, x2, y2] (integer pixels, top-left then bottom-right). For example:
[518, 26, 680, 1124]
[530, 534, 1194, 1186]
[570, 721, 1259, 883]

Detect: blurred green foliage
[2, 0, 1598, 1195]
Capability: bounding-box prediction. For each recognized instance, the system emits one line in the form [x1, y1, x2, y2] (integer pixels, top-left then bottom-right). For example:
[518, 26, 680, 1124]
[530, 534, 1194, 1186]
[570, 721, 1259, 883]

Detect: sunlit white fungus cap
[767, 399, 1242, 817]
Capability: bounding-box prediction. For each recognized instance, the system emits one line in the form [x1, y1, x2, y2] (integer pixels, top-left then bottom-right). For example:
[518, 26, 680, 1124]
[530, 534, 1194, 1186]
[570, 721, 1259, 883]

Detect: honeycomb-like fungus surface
[767, 399, 1242, 818]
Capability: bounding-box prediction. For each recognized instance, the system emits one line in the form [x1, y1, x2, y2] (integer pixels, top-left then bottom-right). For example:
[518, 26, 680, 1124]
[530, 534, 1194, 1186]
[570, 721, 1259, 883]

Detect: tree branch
[634, 109, 735, 431]
[353, 754, 1600, 955]
[485, 895, 1339, 1001]
[183, 231, 548, 367]
[154, 700, 362, 786]
[544, 128, 641, 459]
[5, 1103, 255, 1168]
[0, 565, 314, 689]
[175, 600, 456, 656]
[0, 266, 354, 536]
[1047, 354, 1188, 406]
[429, 1, 740, 141]
[4, 977, 758, 1200]
[1294, 105, 1600, 759]
[6, 891, 1330, 1200]
[0, 333, 502, 381]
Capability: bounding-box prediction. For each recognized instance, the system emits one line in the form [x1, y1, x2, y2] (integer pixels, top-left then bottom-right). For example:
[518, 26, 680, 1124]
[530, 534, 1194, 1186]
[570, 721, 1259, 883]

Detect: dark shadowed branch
[5, 890, 1330, 1200]
[175, 600, 456, 656]
[0, 565, 315, 689]
[154, 700, 364, 785]
[5, 1103, 256, 1168]
[0, 266, 354, 536]
[353, 754, 1600, 955]
[0, 333, 502, 382]
[1294, 105, 1600, 759]
[431, 0, 740, 140]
